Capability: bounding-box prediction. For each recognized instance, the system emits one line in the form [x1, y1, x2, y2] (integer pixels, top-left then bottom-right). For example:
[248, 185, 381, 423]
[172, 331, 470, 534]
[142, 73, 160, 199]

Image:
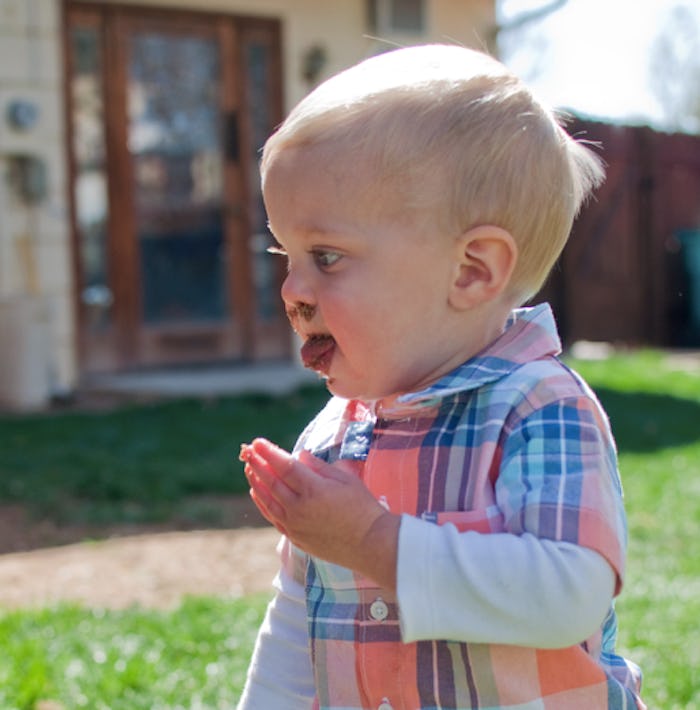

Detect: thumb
[298, 450, 360, 480]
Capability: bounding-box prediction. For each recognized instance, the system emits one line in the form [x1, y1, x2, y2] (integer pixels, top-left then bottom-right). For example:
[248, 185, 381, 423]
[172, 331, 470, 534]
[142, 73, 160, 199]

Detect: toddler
[238, 44, 644, 709]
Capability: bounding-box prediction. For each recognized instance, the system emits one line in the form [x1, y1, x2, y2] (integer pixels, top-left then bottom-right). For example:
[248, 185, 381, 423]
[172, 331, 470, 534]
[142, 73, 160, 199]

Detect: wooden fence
[536, 118, 700, 348]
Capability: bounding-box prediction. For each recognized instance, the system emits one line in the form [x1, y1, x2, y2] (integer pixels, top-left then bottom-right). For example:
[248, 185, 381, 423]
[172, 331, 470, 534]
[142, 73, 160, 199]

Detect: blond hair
[261, 44, 605, 304]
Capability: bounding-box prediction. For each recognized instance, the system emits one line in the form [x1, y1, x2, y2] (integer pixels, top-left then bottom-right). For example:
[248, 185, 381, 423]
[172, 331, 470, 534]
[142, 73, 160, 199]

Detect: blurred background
[0, 0, 698, 412]
[0, 5, 698, 707]
[499, 0, 700, 355]
[499, 0, 699, 133]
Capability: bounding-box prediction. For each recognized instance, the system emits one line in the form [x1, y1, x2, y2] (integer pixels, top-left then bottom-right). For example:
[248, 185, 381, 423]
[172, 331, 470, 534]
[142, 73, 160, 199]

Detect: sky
[497, 0, 700, 132]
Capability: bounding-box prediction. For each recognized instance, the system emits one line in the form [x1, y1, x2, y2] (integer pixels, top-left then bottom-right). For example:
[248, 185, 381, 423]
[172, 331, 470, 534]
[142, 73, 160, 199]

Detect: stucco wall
[0, 0, 74, 406]
[84, 0, 496, 109]
[0, 0, 495, 407]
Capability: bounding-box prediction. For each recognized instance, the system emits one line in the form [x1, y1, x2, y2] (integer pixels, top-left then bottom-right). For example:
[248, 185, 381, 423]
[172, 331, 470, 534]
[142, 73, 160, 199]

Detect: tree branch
[498, 0, 570, 35]
[485, 0, 570, 52]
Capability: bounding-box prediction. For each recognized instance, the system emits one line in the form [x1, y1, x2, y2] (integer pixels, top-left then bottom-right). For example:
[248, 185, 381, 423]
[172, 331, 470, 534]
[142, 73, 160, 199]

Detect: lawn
[569, 351, 700, 710]
[0, 385, 329, 526]
[0, 351, 699, 708]
[0, 595, 271, 710]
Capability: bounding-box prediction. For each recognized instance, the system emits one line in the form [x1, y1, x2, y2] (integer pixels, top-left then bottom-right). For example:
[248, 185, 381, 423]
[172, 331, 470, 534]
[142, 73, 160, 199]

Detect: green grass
[0, 595, 270, 710]
[0, 385, 329, 525]
[1, 352, 699, 708]
[567, 351, 700, 709]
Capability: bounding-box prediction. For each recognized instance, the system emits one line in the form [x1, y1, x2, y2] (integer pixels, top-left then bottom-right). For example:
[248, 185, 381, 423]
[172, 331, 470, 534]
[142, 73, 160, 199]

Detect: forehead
[263, 142, 419, 235]
[263, 143, 361, 193]
[263, 144, 389, 221]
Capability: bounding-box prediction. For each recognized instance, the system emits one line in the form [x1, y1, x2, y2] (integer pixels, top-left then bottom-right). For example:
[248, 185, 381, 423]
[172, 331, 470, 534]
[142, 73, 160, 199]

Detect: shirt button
[369, 597, 389, 622]
[378, 699, 393, 710]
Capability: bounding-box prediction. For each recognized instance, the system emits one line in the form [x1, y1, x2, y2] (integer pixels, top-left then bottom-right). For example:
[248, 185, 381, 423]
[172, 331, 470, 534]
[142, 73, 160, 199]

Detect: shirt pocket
[421, 505, 506, 534]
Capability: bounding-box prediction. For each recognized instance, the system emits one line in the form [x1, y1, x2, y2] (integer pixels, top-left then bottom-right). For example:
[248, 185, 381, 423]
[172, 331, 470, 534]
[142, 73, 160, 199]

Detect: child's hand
[240, 438, 400, 590]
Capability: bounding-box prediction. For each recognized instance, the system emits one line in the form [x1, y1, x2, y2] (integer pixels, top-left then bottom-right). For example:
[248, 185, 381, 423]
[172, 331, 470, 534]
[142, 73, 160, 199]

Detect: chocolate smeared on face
[286, 302, 316, 324]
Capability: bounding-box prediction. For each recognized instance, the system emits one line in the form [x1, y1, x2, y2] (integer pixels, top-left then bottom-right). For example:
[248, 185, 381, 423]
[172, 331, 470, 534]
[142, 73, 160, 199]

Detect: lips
[300, 334, 336, 375]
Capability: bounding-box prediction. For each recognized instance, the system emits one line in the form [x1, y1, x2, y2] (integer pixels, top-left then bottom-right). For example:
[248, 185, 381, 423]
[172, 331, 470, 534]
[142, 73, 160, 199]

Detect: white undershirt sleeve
[397, 513, 616, 649]
[236, 565, 315, 710]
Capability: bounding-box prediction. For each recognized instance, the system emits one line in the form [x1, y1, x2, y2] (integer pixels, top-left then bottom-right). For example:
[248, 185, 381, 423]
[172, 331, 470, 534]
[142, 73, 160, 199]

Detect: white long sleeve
[236, 565, 314, 710]
[397, 514, 616, 649]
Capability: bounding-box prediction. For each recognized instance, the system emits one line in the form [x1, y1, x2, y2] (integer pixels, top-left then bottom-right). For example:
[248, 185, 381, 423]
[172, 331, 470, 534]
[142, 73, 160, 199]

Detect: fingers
[243, 450, 291, 532]
[250, 438, 295, 475]
[244, 447, 295, 504]
[246, 439, 325, 495]
[298, 448, 327, 473]
[299, 449, 359, 479]
[245, 439, 328, 478]
[249, 487, 288, 536]
[241, 439, 356, 488]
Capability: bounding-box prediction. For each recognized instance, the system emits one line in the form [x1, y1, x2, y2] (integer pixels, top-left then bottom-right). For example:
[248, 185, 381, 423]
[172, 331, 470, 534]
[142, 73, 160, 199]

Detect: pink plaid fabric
[282, 304, 644, 709]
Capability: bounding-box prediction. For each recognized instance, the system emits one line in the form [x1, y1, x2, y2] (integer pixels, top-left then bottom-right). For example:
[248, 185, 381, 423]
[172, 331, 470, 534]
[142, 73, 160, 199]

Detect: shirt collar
[385, 302, 561, 412]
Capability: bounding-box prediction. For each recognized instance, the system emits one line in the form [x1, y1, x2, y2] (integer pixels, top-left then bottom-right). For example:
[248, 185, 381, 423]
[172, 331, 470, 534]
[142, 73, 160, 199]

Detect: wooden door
[65, 4, 288, 372]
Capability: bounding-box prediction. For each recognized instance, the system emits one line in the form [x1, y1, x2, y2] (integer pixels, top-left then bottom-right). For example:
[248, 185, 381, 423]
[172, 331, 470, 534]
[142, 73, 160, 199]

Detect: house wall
[0, 0, 73, 407]
[79, 0, 495, 110]
[0, 0, 495, 408]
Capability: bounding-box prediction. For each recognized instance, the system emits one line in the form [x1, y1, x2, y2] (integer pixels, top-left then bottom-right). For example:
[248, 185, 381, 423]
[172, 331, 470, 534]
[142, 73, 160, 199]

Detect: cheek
[322, 275, 427, 353]
[327, 307, 387, 367]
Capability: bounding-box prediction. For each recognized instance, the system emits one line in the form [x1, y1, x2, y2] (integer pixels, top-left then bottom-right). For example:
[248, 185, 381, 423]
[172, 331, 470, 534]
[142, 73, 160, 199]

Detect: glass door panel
[69, 22, 112, 332]
[127, 30, 226, 325]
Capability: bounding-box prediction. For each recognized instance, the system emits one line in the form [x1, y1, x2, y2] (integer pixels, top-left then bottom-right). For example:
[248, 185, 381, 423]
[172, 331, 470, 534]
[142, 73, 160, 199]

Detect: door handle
[225, 111, 240, 162]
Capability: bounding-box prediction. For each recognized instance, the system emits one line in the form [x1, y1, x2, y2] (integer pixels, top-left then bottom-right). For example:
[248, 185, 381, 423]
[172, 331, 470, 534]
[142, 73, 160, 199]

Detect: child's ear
[448, 225, 517, 310]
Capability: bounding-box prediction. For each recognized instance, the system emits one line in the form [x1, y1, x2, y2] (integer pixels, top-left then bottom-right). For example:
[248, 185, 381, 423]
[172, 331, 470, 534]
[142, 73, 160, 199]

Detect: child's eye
[312, 249, 343, 270]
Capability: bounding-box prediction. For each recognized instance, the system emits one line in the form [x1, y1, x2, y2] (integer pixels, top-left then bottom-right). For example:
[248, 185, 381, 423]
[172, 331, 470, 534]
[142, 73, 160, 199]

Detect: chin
[323, 377, 365, 401]
[324, 378, 356, 400]
[326, 377, 395, 404]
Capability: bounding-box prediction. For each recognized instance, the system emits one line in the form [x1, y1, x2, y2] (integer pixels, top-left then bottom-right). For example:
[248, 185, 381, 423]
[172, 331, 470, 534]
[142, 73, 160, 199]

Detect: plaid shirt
[283, 304, 643, 709]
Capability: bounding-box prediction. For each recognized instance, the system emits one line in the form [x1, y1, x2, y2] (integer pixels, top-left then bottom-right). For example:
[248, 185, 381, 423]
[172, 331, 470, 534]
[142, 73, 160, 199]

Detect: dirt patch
[0, 497, 281, 609]
[0, 496, 270, 554]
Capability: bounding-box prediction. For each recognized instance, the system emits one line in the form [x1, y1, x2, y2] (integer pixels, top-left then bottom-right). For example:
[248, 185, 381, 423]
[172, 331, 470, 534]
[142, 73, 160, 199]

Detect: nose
[280, 266, 316, 314]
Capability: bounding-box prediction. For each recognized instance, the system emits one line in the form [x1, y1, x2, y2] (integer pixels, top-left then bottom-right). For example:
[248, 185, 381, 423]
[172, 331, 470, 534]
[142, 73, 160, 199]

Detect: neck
[377, 304, 514, 413]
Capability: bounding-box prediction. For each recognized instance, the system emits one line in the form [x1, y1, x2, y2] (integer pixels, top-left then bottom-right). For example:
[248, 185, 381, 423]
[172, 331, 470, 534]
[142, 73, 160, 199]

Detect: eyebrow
[266, 220, 361, 249]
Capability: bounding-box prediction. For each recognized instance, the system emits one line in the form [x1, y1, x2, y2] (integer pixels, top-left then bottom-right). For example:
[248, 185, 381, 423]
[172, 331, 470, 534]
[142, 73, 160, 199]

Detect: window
[367, 0, 426, 34]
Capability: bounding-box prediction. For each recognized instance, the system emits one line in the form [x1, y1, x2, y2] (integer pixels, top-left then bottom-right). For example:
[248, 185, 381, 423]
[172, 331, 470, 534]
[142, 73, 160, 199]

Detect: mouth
[300, 334, 336, 375]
